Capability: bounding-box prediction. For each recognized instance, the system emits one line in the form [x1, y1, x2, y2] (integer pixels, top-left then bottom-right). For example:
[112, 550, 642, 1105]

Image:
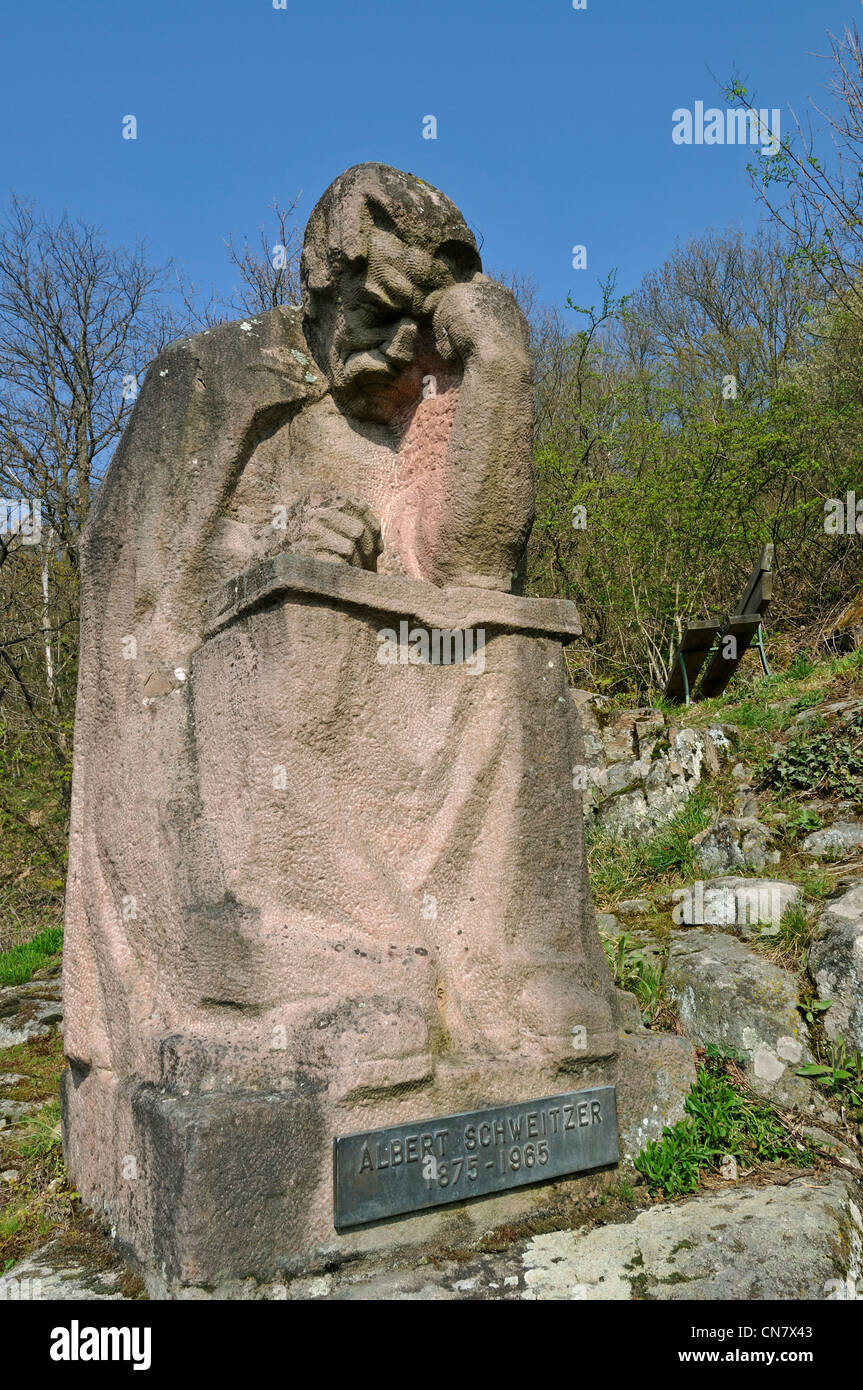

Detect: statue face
[320, 230, 451, 423]
[302, 165, 483, 422]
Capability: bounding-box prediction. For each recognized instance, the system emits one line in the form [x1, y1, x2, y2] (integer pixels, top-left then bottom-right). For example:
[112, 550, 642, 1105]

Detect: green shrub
[634, 1066, 813, 1198]
[757, 713, 863, 799]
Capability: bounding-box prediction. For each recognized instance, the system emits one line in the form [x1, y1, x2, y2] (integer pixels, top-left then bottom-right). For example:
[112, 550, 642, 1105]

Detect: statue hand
[294, 494, 383, 571]
[428, 277, 531, 369]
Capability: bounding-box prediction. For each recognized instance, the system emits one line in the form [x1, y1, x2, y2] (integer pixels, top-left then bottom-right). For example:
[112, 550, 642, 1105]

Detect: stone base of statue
[61, 555, 633, 1293]
[62, 1029, 695, 1297]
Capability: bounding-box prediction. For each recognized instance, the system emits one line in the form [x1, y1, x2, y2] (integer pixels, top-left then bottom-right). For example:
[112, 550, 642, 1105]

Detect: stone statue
[61, 164, 621, 1293]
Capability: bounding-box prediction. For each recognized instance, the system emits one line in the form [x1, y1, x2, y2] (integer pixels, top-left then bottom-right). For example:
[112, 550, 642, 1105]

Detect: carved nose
[383, 317, 418, 367]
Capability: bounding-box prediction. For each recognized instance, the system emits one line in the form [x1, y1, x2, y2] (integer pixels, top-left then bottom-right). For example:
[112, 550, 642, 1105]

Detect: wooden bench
[664, 546, 773, 705]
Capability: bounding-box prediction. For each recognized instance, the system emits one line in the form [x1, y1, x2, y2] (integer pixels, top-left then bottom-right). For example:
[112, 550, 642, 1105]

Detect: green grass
[0, 927, 63, 986]
[679, 646, 863, 750]
[769, 901, 815, 966]
[634, 1064, 816, 1199]
[587, 785, 714, 905]
[787, 864, 833, 901]
[4, 1100, 62, 1159]
[0, 1033, 72, 1266]
[0, 1033, 65, 1102]
[602, 930, 671, 1027]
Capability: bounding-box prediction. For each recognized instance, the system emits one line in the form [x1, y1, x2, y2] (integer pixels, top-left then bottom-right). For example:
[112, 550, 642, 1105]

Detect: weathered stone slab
[691, 817, 780, 876]
[666, 929, 812, 1104]
[0, 1238, 144, 1302]
[673, 877, 800, 936]
[802, 822, 863, 858]
[0, 977, 63, 1049]
[515, 1175, 863, 1301]
[809, 883, 863, 1052]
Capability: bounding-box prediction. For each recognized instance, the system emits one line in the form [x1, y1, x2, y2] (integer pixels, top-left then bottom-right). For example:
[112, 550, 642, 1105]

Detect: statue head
[301, 163, 482, 422]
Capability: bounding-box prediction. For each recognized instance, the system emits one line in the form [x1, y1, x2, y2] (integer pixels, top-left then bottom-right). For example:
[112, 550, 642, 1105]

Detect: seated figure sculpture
[61, 164, 619, 1291]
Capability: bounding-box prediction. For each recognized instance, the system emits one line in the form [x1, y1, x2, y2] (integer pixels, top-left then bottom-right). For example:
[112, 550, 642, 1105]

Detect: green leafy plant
[798, 998, 832, 1026]
[783, 806, 822, 833]
[630, 957, 665, 1023]
[758, 713, 863, 799]
[603, 930, 637, 987]
[635, 1066, 813, 1198]
[602, 932, 665, 1023]
[797, 1035, 863, 1109]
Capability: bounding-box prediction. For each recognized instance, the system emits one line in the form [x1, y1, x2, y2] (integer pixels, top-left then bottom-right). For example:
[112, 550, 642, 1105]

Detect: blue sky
[1, 0, 858, 322]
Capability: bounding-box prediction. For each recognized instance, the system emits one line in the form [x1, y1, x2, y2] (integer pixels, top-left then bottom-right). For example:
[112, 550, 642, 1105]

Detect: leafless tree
[615, 225, 826, 403]
[0, 194, 185, 914]
[180, 193, 304, 328]
[734, 19, 863, 317]
[0, 193, 182, 559]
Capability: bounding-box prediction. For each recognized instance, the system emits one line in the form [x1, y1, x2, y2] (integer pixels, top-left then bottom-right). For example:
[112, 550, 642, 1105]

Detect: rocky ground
[2, 652, 863, 1300]
[5, 1171, 860, 1301]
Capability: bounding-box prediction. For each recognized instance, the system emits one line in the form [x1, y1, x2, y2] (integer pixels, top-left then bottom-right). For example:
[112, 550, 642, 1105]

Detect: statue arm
[416, 278, 535, 592]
